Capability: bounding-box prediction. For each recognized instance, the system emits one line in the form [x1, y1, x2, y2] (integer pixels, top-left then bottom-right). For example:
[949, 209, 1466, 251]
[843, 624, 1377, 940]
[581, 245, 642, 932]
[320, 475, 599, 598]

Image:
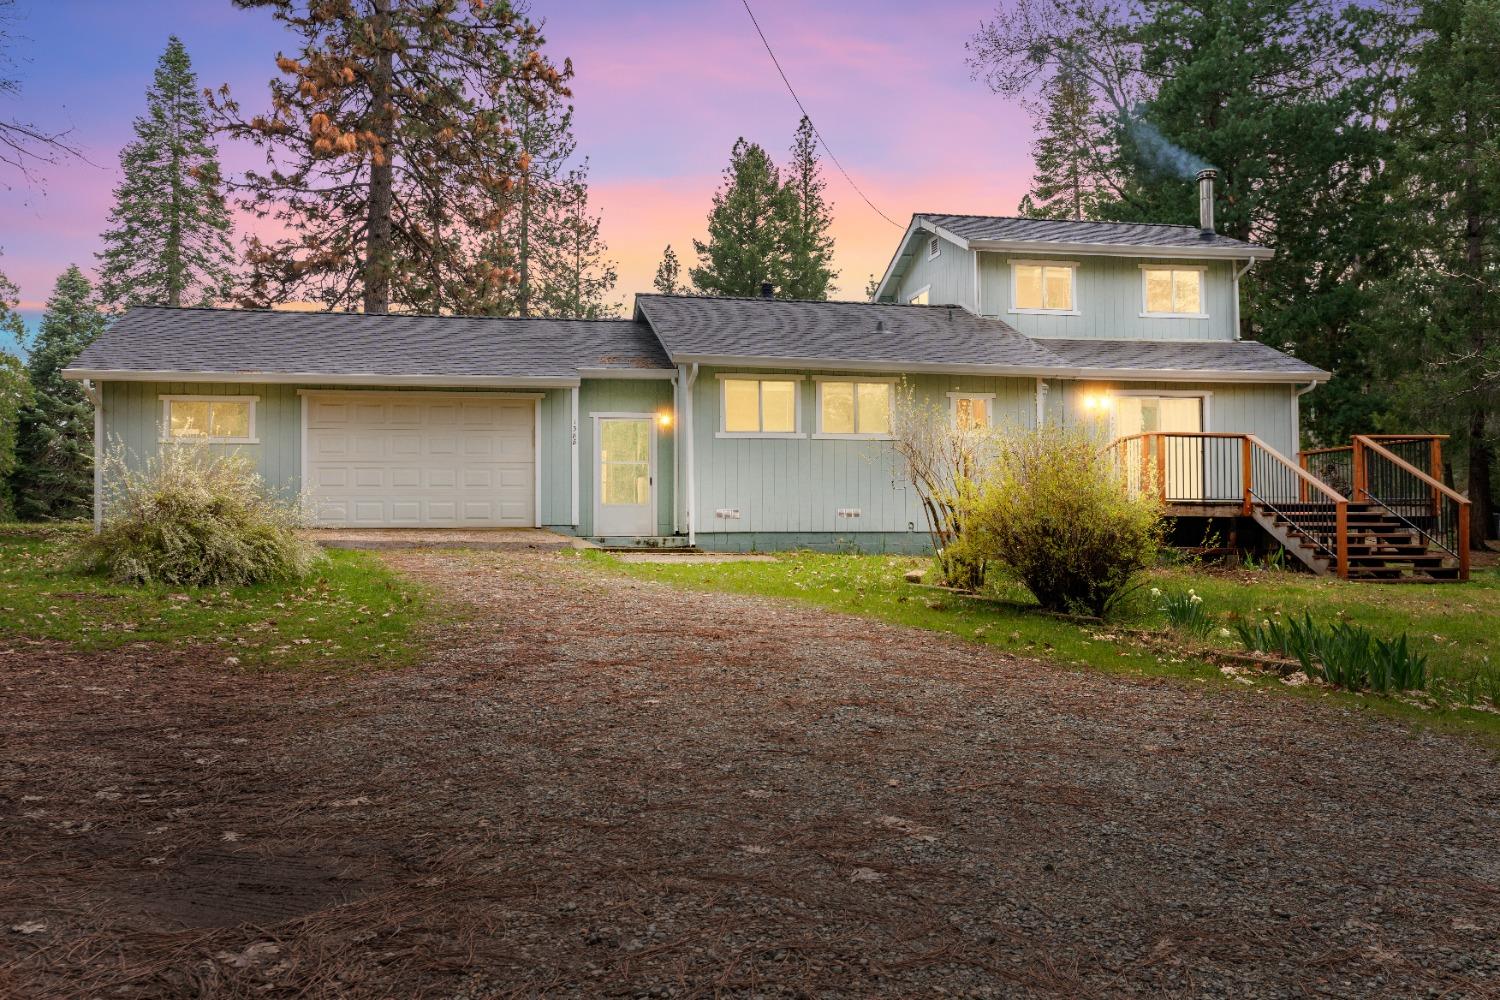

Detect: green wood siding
[891, 230, 974, 309]
[574, 378, 676, 537]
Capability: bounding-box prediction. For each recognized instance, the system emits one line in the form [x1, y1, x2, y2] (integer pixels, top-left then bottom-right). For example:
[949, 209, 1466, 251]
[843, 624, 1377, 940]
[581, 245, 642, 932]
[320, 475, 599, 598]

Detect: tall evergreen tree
[691, 138, 787, 297]
[777, 117, 837, 299]
[211, 0, 570, 314]
[1018, 57, 1114, 220]
[0, 258, 30, 518]
[539, 162, 617, 318]
[10, 266, 103, 521]
[96, 36, 236, 309]
[653, 245, 684, 295]
[1383, 0, 1500, 545]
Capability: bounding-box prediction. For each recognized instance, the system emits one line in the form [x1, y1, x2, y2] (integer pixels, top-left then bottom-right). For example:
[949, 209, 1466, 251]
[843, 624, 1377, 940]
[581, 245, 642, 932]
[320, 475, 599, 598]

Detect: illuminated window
[161, 396, 257, 443]
[1142, 267, 1205, 316]
[949, 393, 994, 430]
[817, 380, 893, 437]
[908, 286, 930, 306]
[1011, 261, 1076, 313]
[721, 377, 799, 435]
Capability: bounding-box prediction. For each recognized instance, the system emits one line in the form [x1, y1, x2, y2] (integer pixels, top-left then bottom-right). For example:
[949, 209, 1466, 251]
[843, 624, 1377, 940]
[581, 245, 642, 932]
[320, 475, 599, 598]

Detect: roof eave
[655, 353, 1327, 383]
[62, 368, 582, 389]
[970, 239, 1274, 261]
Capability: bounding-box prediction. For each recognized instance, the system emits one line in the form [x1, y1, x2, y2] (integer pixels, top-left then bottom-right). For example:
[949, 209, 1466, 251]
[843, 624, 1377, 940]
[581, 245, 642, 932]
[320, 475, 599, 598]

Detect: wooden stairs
[1109, 432, 1472, 583]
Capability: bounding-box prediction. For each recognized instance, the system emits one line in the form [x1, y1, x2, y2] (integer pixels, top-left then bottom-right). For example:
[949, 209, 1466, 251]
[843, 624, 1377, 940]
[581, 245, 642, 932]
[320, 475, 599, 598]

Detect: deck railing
[1352, 435, 1470, 580]
[1108, 432, 1350, 577]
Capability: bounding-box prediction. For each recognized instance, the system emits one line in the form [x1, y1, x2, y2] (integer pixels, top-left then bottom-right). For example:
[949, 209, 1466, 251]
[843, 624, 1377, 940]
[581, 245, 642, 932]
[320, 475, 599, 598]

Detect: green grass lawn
[589, 549, 1500, 743]
[0, 523, 425, 669]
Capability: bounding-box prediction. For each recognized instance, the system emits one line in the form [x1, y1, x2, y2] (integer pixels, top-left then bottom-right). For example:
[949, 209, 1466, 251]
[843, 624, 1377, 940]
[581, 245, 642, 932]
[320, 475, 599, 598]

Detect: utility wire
[738, 0, 904, 229]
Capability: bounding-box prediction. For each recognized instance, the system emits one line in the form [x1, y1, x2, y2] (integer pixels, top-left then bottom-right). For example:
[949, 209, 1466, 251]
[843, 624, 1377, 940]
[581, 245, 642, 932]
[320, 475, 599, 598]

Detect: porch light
[1082, 393, 1113, 412]
[657, 411, 674, 429]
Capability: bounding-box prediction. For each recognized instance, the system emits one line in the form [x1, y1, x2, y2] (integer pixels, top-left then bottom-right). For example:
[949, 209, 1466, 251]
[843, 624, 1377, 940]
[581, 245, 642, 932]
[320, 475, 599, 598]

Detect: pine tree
[1019, 59, 1113, 220]
[653, 245, 684, 295]
[211, 0, 570, 314]
[11, 266, 103, 521]
[776, 117, 837, 299]
[539, 162, 617, 318]
[691, 139, 787, 297]
[1383, 0, 1500, 545]
[0, 258, 30, 518]
[96, 36, 236, 309]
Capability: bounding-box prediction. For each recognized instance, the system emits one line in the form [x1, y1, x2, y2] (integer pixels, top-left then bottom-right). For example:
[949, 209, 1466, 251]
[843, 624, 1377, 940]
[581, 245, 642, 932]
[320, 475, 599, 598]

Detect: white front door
[305, 392, 536, 527]
[594, 416, 656, 536]
[1115, 394, 1205, 499]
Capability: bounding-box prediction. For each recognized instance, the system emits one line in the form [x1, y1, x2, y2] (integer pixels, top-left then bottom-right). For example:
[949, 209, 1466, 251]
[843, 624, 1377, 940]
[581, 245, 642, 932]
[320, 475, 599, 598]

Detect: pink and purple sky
[0, 0, 1035, 346]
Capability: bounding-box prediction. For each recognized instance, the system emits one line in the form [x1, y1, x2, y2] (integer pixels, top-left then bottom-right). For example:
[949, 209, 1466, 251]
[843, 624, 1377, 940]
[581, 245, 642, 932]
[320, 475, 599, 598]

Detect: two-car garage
[302, 392, 537, 528]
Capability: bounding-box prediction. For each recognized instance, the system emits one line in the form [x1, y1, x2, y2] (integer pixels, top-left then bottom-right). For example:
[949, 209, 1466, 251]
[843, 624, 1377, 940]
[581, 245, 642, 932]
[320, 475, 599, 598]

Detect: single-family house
[65, 171, 1469, 580]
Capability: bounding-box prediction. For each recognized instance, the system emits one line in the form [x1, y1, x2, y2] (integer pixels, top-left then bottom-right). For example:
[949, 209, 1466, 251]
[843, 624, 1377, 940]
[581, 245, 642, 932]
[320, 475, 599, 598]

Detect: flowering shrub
[953, 426, 1163, 617]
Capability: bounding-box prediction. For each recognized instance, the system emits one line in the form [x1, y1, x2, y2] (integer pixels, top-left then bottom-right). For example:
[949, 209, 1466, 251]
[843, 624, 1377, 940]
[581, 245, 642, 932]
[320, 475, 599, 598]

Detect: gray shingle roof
[68, 306, 671, 380]
[635, 294, 1064, 371]
[1038, 337, 1326, 378]
[919, 213, 1267, 254]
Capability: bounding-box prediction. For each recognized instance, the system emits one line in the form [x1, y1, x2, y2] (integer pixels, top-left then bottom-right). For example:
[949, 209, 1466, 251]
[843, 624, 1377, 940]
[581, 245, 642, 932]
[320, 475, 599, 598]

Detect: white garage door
[304, 392, 536, 527]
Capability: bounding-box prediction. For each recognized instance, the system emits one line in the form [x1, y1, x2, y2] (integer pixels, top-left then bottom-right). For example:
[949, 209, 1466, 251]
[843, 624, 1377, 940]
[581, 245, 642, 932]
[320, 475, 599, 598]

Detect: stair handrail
[1248, 435, 1350, 579]
[1352, 435, 1470, 580]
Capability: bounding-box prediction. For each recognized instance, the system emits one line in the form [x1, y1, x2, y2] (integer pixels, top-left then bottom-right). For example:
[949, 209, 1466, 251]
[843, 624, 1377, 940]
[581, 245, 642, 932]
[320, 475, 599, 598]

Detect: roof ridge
[916, 212, 1206, 232]
[636, 292, 963, 309]
[124, 304, 639, 324]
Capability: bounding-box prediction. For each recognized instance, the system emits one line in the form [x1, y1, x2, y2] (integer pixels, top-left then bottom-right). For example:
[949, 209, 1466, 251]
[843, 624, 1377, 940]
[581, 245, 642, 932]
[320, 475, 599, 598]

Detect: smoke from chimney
[1197, 169, 1217, 233]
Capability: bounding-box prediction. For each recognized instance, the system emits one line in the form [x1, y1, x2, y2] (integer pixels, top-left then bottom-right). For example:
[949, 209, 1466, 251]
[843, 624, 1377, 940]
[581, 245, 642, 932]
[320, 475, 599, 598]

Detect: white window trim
[812, 376, 897, 440]
[928, 236, 941, 260]
[715, 373, 805, 439]
[1109, 389, 1214, 436]
[946, 391, 996, 427]
[908, 284, 931, 306]
[159, 394, 259, 444]
[1007, 259, 1081, 316]
[1139, 264, 1209, 319]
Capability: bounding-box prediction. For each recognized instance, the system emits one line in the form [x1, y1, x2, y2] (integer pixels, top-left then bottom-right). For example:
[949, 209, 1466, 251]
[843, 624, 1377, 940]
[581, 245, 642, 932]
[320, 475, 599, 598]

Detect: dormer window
[928, 236, 941, 259]
[1010, 261, 1078, 315]
[1141, 266, 1206, 317]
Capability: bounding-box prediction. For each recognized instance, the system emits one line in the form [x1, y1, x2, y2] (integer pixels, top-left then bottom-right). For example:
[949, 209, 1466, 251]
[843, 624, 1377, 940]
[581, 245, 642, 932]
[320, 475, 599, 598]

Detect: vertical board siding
[979, 253, 1237, 342]
[574, 378, 676, 536]
[691, 369, 1036, 536]
[100, 381, 578, 524]
[892, 231, 974, 309]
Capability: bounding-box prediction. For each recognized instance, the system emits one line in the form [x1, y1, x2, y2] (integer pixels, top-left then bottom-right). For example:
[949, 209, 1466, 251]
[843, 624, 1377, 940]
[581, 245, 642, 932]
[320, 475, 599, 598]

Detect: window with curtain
[163, 397, 256, 442]
[1012, 262, 1075, 312]
[1142, 267, 1204, 315]
[818, 381, 892, 436]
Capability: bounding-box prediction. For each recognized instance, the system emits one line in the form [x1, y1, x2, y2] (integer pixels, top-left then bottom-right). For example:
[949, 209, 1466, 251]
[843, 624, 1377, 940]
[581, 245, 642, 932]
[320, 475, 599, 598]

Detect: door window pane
[1043, 266, 1073, 310]
[760, 381, 796, 433]
[599, 418, 650, 506]
[820, 382, 855, 434]
[856, 382, 891, 434]
[600, 418, 649, 463]
[723, 379, 760, 433]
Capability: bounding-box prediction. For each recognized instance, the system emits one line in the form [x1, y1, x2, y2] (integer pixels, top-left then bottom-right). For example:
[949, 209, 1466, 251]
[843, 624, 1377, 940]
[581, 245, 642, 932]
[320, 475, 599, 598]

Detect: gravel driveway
[2, 548, 1498, 998]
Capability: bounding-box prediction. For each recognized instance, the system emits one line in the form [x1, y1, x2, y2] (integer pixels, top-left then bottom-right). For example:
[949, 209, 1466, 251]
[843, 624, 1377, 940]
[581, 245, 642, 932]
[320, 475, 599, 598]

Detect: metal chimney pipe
[1196, 168, 1217, 233]
[760, 281, 774, 299]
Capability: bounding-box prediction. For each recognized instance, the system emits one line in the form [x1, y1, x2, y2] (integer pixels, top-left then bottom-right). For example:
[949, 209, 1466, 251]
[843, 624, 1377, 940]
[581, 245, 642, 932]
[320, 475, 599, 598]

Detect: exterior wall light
[657, 411, 674, 429]
[1082, 393, 1113, 412]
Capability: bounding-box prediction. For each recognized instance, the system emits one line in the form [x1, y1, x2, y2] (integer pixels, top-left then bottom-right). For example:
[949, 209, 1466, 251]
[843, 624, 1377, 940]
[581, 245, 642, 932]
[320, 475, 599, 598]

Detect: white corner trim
[91, 381, 103, 531]
[299, 392, 309, 515]
[533, 397, 542, 528]
[570, 386, 580, 527]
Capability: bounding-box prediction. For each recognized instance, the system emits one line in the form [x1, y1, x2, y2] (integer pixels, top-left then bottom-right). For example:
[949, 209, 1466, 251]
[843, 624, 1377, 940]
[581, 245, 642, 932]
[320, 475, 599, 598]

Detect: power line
[737, 0, 904, 230]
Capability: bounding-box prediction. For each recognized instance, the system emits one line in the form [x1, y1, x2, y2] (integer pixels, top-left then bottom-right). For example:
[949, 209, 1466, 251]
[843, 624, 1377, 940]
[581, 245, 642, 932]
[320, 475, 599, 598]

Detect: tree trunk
[1463, 115, 1493, 546]
[362, 0, 395, 315]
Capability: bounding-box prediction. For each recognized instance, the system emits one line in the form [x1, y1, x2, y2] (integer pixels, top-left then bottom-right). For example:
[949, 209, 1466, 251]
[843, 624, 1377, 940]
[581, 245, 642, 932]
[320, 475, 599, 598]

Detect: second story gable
[872, 197, 1273, 344]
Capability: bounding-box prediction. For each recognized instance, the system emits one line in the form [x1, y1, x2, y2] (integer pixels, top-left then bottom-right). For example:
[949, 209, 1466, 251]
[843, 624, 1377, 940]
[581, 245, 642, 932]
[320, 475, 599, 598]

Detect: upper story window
[160, 395, 258, 443]
[816, 379, 894, 438]
[908, 286, 930, 306]
[928, 236, 941, 259]
[1010, 261, 1077, 314]
[1141, 266, 1206, 317]
[720, 376, 800, 437]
